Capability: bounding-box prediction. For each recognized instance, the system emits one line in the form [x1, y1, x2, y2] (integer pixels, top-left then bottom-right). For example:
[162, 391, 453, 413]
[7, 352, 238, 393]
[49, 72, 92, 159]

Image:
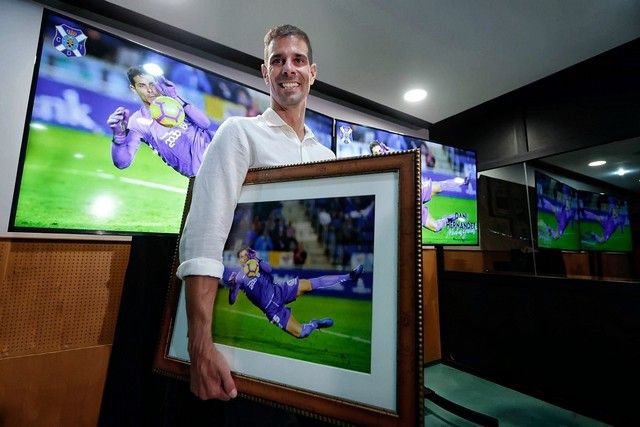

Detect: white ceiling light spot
[404, 89, 427, 102]
[142, 63, 164, 76]
[588, 160, 606, 167]
[615, 168, 627, 176]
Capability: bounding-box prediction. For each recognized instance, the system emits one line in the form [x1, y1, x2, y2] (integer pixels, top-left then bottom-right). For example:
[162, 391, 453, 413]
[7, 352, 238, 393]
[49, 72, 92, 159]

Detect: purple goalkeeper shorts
[264, 278, 299, 329]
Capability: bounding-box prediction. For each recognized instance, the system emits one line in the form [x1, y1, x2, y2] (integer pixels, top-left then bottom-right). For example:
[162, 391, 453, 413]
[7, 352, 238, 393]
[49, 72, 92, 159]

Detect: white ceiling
[540, 137, 640, 194]
[105, 0, 640, 124]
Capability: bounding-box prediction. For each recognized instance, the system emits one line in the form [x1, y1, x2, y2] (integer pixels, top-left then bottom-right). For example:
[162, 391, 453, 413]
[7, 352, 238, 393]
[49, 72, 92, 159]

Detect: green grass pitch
[423, 196, 478, 245]
[213, 288, 373, 373]
[537, 211, 580, 250]
[13, 124, 188, 233]
[579, 220, 632, 252]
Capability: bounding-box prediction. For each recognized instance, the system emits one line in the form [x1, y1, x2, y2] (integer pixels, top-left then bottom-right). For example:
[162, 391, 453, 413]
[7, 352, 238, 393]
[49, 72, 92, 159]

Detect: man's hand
[185, 275, 237, 400]
[188, 334, 237, 400]
[155, 75, 180, 99]
[107, 107, 129, 140]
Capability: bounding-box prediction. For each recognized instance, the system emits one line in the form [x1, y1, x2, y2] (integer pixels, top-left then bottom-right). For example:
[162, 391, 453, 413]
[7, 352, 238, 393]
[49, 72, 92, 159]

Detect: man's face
[371, 145, 383, 155]
[130, 74, 161, 106]
[261, 35, 317, 110]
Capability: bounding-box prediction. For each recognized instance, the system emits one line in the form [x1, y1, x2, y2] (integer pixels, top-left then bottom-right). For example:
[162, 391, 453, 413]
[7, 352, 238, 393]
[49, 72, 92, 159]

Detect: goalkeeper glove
[155, 75, 181, 101]
[107, 107, 129, 142]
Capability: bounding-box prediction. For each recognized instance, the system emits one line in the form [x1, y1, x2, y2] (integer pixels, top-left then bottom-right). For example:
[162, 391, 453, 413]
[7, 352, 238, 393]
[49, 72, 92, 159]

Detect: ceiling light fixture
[615, 168, 627, 176]
[404, 89, 427, 102]
[588, 160, 606, 167]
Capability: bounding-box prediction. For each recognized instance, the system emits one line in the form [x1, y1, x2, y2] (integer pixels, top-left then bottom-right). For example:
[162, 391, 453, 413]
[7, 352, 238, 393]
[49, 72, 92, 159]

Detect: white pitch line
[29, 164, 187, 194]
[119, 176, 186, 193]
[218, 307, 371, 344]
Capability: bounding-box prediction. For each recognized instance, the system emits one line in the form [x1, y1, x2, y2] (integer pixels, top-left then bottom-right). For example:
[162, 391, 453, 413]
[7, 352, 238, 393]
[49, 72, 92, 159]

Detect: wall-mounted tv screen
[10, 11, 333, 236]
[305, 109, 333, 151]
[578, 191, 632, 252]
[534, 171, 580, 251]
[335, 119, 478, 245]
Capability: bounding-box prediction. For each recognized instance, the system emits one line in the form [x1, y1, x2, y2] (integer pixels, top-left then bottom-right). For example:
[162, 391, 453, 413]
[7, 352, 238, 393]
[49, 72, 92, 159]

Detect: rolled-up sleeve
[177, 118, 251, 279]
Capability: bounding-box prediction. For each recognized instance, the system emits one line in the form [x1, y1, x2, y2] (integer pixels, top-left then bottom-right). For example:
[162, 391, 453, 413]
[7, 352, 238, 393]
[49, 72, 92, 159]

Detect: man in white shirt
[177, 24, 335, 401]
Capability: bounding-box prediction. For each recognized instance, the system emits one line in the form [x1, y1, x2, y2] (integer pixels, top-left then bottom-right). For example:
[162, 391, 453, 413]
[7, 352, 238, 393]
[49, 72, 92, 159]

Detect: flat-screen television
[9, 11, 333, 236]
[335, 119, 478, 245]
[534, 171, 580, 251]
[578, 191, 632, 252]
[305, 109, 333, 151]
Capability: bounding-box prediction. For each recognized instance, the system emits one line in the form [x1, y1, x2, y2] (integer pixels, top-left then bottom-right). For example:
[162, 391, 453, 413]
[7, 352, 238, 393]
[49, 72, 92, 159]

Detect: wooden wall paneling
[0, 346, 112, 427]
[600, 252, 632, 281]
[0, 239, 130, 358]
[562, 252, 590, 278]
[422, 248, 441, 363]
[443, 249, 485, 273]
[0, 238, 131, 426]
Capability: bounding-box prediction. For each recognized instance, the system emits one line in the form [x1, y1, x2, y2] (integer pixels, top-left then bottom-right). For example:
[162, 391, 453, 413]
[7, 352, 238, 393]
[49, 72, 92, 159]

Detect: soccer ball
[149, 96, 185, 127]
[244, 259, 260, 277]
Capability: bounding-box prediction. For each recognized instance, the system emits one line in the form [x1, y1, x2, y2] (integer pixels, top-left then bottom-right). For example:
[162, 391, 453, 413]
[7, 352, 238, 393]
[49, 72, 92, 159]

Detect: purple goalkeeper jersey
[544, 198, 575, 236]
[112, 104, 213, 177]
[232, 260, 299, 320]
[556, 208, 576, 235]
[600, 214, 625, 240]
[583, 210, 625, 241]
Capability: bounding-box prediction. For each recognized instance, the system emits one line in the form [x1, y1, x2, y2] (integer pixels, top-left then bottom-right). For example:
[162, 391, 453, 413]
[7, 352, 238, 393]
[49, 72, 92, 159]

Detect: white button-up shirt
[177, 108, 335, 279]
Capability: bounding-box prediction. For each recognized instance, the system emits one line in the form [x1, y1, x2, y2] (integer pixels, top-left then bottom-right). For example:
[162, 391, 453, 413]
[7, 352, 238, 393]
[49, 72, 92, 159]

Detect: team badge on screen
[338, 125, 353, 145]
[53, 24, 87, 58]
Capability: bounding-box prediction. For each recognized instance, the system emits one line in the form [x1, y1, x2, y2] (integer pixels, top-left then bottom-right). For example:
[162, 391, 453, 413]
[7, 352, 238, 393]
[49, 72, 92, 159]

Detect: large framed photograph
[154, 152, 423, 426]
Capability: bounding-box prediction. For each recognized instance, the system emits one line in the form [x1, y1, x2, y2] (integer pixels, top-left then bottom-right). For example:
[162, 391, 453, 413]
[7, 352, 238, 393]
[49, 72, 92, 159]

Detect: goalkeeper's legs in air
[285, 315, 334, 339]
[273, 307, 334, 339]
[297, 264, 364, 296]
[426, 213, 457, 232]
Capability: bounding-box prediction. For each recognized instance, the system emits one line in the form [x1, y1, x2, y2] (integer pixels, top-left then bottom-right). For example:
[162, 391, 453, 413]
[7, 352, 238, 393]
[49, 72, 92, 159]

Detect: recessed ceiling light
[615, 168, 627, 176]
[588, 160, 606, 167]
[403, 89, 427, 102]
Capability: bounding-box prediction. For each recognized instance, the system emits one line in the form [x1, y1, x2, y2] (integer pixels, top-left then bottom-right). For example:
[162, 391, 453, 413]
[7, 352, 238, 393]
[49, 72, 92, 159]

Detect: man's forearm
[185, 275, 219, 349]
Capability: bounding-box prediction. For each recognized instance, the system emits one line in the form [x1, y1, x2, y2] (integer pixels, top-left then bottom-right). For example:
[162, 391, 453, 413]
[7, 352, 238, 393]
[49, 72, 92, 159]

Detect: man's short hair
[263, 24, 313, 64]
[126, 66, 146, 86]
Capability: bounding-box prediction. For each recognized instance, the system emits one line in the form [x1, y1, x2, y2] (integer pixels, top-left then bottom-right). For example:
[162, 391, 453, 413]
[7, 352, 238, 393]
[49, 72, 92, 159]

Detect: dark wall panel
[430, 100, 526, 170]
[524, 38, 640, 155]
[431, 37, 640, 169]
[439, 271, 640, 426]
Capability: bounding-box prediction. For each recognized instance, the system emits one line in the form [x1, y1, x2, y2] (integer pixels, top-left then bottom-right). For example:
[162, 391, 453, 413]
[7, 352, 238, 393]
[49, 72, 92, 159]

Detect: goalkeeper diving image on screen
[578, 192, 632, 252]
[12, 12, 334, 236]
[106, 67, 214, 178]
[338, 119, 478, 245]
[535, 171, 580, 251]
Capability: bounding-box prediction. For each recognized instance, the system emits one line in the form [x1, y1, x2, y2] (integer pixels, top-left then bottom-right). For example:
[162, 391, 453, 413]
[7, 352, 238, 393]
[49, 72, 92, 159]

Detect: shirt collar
[262, 107, 316, 142]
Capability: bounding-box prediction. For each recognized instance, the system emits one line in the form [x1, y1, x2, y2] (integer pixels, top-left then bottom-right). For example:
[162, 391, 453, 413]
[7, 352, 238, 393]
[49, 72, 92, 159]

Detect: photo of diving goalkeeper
[227, 248, 363, 338]
[211, 196, 375, 373]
